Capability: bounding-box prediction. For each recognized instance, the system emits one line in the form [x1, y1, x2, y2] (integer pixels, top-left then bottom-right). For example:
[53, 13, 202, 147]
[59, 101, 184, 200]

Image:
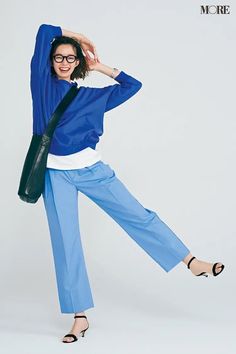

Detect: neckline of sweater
[53, 76, 78, 86]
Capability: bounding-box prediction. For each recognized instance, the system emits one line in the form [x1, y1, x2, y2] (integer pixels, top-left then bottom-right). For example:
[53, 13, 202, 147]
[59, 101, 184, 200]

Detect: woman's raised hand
[76, 34, 100, 65]
[85, 53, 102, 71]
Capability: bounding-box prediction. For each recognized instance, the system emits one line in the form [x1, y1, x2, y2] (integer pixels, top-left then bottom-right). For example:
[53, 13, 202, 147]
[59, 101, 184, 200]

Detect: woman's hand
[85, 54, 102, 71]
[76, 34, 100, 63]
[62, 28, 100, 63]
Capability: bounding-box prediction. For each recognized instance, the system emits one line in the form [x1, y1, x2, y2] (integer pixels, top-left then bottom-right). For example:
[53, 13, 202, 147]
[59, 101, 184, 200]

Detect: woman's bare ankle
[74, 311, 85, 316]
[182, 253, 194, 266]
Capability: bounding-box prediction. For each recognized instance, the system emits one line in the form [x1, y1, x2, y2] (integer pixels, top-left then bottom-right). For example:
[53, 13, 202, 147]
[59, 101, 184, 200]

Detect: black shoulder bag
[18, 85, 80, 204]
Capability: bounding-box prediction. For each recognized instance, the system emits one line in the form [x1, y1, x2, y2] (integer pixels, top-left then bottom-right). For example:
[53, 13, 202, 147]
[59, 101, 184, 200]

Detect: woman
[30, 23, 225, 343]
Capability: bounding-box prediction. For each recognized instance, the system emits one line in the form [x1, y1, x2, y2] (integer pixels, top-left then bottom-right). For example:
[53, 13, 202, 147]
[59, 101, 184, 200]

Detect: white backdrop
[1, 0, 235, 353]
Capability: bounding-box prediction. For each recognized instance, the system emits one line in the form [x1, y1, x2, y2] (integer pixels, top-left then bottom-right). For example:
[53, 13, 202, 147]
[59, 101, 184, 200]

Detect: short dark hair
[50, 35, 90, 80]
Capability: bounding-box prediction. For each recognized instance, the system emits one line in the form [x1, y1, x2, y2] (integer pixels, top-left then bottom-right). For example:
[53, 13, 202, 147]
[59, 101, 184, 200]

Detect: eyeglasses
[53, 54, 78, 63]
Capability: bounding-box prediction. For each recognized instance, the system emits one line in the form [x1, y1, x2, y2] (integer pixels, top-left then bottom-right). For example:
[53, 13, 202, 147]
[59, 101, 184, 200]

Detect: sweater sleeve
[102, 71, 142, 112]
[30, 23, 62, 77]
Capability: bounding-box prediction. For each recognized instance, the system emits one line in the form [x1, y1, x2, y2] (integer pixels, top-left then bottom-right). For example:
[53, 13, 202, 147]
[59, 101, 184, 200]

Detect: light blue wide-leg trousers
[42, 160, 190, 313]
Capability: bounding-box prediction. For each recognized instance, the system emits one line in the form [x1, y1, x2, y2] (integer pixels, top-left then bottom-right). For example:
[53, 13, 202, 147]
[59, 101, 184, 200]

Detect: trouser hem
[164, 249, 191, 273]
[61, 304, 95, 314]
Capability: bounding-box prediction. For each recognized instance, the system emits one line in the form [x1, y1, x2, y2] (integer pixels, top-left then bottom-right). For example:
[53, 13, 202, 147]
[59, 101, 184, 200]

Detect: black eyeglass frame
[53, 54, 78, 63]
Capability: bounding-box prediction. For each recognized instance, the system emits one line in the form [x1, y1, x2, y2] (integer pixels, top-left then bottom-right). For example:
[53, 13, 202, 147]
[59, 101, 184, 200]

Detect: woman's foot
[62, 312, 89, 343]
[183, 254, 224, 276]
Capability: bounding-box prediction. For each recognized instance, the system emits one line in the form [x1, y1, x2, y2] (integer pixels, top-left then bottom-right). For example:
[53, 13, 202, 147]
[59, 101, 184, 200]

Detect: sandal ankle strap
[187, 256, 196, 269]
[74, 315, 87, 319]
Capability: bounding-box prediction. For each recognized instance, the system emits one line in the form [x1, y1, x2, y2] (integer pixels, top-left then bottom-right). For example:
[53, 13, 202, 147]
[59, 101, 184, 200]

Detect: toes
[63, 337, 73, 342]
[214, 263, 224, 274]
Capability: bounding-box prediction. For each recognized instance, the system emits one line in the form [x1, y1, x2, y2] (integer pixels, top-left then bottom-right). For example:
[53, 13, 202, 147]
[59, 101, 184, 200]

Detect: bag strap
[45, 84, 80, 138]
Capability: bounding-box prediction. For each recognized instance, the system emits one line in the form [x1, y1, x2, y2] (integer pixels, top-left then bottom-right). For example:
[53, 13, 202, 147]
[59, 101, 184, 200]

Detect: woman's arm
[95, 63, 121, 79]
[87, 60, 142, 112]
[31, 24, 62, 75]
[86, 58, 121, 79]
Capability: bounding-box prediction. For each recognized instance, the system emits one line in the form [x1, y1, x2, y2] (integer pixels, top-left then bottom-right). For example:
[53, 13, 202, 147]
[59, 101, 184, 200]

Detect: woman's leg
[75, 161, 191, 273]
[42, 168, 94, 314]
[74, 161, 224, 276]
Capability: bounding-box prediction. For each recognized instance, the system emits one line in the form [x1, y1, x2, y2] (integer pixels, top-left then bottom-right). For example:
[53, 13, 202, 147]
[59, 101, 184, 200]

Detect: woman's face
[52, 44, 80, 82]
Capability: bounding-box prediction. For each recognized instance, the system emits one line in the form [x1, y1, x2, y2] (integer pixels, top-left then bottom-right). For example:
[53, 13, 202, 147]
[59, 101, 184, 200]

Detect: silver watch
[111, 68, 119, 79]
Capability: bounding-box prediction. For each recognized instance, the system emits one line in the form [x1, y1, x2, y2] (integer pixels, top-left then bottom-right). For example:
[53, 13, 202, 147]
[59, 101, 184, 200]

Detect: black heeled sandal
[187, 256, 225, 277]
[62, 315, 89, 343]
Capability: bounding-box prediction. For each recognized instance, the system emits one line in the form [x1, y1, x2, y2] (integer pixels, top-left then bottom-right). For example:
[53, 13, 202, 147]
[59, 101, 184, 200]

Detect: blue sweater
[30, 24, 142, 155]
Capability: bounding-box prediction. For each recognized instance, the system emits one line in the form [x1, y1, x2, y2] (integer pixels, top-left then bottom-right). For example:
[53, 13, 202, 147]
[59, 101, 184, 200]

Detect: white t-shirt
[46, 147, 102, 170]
